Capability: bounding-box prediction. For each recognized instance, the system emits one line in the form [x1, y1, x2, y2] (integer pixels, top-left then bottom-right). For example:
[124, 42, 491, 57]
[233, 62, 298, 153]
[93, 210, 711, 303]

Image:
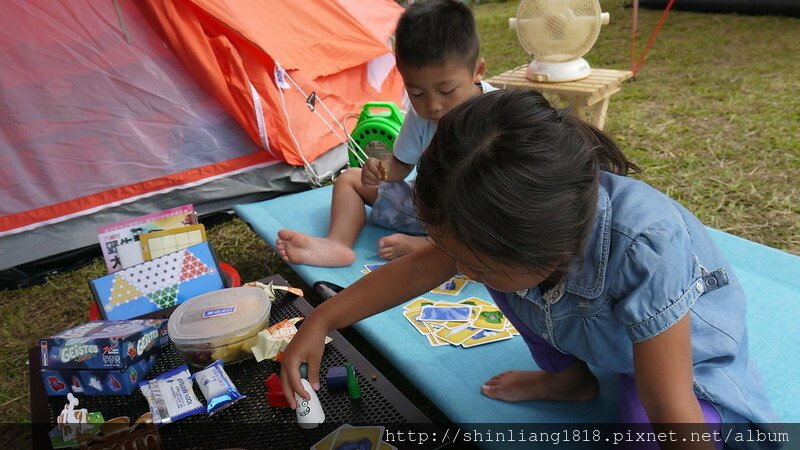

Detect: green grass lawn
[1, 0, 798, 423]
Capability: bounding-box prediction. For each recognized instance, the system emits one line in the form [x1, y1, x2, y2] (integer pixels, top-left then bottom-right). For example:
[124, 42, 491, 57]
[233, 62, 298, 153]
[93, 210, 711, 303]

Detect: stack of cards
[312, 424, 395, 450]
[402, 297, 519, 348]
[362, 265, 472, 296]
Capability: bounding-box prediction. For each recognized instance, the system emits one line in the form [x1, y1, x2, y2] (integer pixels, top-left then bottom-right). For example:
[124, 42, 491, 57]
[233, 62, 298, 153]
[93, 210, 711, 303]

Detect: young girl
[280, 90, 777, 449]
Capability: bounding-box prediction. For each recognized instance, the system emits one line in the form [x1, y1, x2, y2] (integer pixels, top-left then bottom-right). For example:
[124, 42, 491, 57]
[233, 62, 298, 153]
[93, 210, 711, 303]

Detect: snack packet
[138, 365, 204, 424]
[192, 360, 245, 415]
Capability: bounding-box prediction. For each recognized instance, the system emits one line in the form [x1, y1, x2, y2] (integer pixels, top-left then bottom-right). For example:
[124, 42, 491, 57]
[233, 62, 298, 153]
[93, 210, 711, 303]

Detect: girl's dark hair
[415, 89, 639, 275]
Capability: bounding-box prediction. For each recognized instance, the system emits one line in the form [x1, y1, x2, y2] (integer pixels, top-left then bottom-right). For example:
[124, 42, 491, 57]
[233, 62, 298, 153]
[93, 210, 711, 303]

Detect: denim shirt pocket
[624, 254, 706, 343]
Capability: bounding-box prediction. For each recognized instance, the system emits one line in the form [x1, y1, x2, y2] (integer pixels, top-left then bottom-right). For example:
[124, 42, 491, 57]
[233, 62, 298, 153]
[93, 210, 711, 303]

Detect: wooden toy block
[265, 373, 291, 408]
[326, 366, 347, 390]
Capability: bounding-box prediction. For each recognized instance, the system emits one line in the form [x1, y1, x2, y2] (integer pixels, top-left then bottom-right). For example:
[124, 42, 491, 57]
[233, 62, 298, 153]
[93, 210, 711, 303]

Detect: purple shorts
[486, 287, 723, 449]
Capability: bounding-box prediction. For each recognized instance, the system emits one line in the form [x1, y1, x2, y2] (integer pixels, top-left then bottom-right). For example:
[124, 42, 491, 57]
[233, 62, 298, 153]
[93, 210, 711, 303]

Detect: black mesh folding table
[29, 276, 434, 449]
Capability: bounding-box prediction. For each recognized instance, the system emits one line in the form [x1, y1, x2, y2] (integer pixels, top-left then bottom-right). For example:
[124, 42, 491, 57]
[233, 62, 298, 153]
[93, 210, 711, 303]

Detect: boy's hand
[361, 157, 386, 188]
[279, 317, 328, 408]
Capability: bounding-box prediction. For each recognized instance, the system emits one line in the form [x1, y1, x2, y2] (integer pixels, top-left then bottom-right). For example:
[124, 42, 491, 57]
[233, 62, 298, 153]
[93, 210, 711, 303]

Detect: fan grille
[516, 0, 602, 62]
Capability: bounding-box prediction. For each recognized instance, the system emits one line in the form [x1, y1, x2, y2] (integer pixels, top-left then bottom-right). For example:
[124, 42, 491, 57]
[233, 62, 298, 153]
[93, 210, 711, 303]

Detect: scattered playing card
[402, 309, 430, 335]
[473, 306, 507, 331]
[312, 424, 351, 450]
[435, 323, 480, 345]
[363, 263, 385, 273]
[378, 441, 398, 450]
[462, 328, 514, 348]
[331, 425, 385, 450]
[400, 295, 519, 348]
[404, 297, 436, 310]
[430, 277, 468, 296]
[458, 297, 494, 308]
[418, 305, 472, 322]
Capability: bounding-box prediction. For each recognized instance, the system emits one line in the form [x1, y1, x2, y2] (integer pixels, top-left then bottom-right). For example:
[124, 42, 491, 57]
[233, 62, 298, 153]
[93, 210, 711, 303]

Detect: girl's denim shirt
[502, 172, 778, 430]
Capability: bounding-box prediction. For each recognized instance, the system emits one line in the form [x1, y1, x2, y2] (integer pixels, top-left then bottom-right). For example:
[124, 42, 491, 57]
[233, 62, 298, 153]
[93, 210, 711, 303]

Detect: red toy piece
[265, 373, 291, 408]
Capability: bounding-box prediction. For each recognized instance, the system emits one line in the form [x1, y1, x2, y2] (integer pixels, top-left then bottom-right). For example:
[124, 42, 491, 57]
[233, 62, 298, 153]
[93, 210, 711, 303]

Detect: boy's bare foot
[480, 363, 599, 403]
[378, 234, 430, 259]
[276, 229, 355, 267]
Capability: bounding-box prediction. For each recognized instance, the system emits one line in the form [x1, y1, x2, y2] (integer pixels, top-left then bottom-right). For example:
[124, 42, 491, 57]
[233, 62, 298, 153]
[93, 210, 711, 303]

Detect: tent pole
[631, 0, 639, 74]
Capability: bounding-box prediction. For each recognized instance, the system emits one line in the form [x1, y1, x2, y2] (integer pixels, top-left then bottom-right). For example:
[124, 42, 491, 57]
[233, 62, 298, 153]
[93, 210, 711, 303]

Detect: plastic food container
[168, 287, 271, 367]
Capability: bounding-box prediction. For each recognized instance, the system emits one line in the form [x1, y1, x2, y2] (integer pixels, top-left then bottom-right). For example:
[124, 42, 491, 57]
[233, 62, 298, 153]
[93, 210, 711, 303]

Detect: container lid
[168, 287, 271, 346]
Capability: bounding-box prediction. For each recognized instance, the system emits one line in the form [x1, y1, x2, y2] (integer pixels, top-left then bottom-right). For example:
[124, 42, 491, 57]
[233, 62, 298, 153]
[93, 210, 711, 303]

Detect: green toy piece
[344, 362, 361, 400]
[348, 102, 404, 168]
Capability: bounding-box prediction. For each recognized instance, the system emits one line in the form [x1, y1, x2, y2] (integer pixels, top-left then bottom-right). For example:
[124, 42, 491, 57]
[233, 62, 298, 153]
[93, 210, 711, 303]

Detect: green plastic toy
[344, 362, 361, 400]
[348, 101, 404, 168]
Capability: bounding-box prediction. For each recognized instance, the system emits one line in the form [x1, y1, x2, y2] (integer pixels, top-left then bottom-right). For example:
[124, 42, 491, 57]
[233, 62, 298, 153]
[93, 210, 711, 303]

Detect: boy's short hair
[395, 0, 480, 70]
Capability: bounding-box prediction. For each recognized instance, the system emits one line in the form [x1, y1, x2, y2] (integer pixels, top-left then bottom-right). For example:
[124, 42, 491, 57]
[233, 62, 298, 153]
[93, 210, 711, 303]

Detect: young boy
[276, 0, 497, 267]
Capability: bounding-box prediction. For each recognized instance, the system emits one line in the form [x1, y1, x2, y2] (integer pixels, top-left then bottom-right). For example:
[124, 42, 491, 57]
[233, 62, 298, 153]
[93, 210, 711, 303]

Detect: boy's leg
[329, 168, 378, 245]
[277, 169, 377, 267]
[479, 288, 599, 403]
[378, 234, 430, 260]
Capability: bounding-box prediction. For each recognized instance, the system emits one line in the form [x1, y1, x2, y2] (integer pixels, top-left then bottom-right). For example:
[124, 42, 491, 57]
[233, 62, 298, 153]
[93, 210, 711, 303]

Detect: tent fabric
[137, 0, 405, 167]
[234, 186, 800, 424]
[0, 0, 274, 236]
[0, 0, 404, 272]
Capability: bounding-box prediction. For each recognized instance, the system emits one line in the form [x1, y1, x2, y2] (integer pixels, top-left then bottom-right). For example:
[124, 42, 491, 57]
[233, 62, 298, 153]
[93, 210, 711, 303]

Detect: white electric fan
[509, 0, 610, 82]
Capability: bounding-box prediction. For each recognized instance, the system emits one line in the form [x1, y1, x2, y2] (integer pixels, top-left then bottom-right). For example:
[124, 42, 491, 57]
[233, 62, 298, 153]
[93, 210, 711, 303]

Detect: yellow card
[425, 330, 451, 346]
[434, 323, 480, 345]
[404, 297, 436, 310]
[402, 309, 430, 335]
[473, 306, 506, 331]
[458, 297, 494, 308]
[424, 322, 451, 345]
[431, 278, 467, 296]
[424, 322, 444, 333]
[462, 328, 514, 348]
[453, 272, 474, 282]
[312, 424, 351, 450]
[332, 426, 385, 450]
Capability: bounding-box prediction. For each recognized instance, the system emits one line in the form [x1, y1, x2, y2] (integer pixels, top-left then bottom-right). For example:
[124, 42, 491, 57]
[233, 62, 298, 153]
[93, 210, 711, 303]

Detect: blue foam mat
[235, 186, 800, 424]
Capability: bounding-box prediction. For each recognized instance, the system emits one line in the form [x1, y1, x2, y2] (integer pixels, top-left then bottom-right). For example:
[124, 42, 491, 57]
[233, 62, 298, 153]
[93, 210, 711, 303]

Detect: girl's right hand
[279, 316, 329, 408]
[361, 157, 385, 188]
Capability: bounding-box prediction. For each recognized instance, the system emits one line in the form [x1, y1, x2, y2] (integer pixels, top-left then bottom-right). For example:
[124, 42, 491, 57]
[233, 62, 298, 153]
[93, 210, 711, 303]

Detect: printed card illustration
[90, 242, 224, 320]
[435, 324, 480, 346]
[462, 328, 513, 348]
[417, 305, 473, 322]
[473, 307, 506, 331]
[431, 277, 467, 296]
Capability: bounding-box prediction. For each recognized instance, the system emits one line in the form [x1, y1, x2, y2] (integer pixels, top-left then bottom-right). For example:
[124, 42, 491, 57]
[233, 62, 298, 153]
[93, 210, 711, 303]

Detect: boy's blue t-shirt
[393, 80, 497, 165]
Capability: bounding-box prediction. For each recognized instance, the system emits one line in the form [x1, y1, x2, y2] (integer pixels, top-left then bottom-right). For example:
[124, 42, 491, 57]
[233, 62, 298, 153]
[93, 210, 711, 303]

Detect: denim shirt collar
[562, 184, 612, 299]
